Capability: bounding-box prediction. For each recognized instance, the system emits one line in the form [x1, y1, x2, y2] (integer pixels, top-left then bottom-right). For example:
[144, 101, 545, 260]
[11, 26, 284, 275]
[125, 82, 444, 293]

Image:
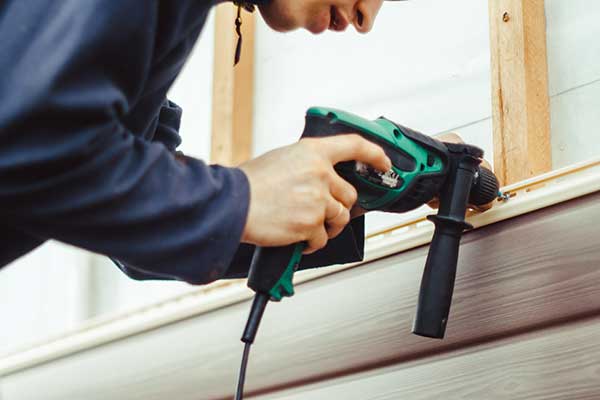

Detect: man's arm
[1, 2, 388, 284]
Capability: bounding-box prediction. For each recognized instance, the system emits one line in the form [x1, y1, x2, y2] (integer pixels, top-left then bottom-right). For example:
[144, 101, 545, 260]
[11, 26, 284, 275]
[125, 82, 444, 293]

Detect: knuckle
[340, 209, 351, 225]
[308, 162, 328, 179]
[330, 213, 349, 233]
[329, 226, 344, 240]
[305, 209, 325, 228]
[316, 234, 328, 250]
[347, 187, 358, 204]
[316, 166, 329, 179]
[326, 225, 341, 240]
[327, 227, 338, 239]
[337, 185, 357, 209]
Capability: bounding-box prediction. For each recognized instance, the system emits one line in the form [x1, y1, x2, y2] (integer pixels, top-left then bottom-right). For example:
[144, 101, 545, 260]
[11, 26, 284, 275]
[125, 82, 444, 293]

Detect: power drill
[235, 107, 499, 399]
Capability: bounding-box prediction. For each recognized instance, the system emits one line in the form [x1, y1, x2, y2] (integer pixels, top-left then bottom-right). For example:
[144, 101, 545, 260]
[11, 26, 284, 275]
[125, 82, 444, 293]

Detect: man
[0, 0, 393, 284]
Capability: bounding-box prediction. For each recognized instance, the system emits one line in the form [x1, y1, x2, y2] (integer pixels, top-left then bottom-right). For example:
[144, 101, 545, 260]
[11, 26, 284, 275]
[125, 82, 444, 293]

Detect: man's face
[258, 0, 385, 34]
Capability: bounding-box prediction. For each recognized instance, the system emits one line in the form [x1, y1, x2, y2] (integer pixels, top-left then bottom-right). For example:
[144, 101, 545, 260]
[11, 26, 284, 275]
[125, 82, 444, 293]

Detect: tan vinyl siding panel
[257, 316, 600, 400]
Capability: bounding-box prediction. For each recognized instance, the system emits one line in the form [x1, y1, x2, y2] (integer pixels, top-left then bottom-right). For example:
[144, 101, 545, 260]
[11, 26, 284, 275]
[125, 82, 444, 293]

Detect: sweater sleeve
[0, 1, 249, 284]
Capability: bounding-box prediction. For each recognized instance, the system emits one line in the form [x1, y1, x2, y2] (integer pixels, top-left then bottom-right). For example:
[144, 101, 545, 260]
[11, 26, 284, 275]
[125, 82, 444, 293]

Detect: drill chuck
[470, 166, 500, 207]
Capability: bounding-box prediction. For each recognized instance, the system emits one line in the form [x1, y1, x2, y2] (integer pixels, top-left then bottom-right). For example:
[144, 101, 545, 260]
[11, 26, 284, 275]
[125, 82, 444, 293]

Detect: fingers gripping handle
[412, 150, 480, 339]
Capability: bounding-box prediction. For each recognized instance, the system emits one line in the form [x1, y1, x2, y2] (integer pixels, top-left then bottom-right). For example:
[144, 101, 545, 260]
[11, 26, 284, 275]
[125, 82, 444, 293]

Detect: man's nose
[352, 3, 375, 33]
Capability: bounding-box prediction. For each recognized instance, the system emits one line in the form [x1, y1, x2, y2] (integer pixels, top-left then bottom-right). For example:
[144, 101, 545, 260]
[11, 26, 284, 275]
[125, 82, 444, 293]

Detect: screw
[502, 12, 510, 22]
[497, 191, 510, 201]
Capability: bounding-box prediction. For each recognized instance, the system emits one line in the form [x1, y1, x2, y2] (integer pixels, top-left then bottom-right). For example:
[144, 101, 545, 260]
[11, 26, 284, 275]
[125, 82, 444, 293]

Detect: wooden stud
[210, 3, 255, 166]
[488, 0, 552, 185]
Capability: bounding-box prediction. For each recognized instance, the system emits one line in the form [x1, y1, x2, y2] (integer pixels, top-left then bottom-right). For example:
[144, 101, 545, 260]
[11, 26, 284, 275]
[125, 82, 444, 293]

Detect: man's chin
[306, 19, 329, 34]
[258, 7, 297, 32]
[259, 14, 326, 35]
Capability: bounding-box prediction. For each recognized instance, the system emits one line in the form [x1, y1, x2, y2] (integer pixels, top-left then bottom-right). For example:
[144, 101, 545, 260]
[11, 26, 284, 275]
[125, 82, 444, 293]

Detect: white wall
[0, 243, 91, 355]
[169, 9, 215, 161]
[252, 0, 493, 233]
[546, 0, 600, 168]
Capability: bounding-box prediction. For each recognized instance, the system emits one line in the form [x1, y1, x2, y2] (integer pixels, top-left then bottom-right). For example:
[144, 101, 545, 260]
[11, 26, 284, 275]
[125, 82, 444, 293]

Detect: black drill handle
[412, 216, 470, 339]
[248, 245, 296, 294]
[412, 146, 481, 339]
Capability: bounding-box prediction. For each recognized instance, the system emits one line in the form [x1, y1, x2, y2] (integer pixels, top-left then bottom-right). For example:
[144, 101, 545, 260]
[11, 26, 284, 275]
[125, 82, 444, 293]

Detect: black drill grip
[247, 245, 297, 294]
[412, 146, 481, 339]
[412, 215, 470, 339]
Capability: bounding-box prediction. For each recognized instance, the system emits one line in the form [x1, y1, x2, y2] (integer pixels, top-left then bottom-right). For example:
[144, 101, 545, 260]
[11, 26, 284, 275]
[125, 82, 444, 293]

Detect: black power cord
[235, 293, 269, 400]
[235, 343, 251, 400]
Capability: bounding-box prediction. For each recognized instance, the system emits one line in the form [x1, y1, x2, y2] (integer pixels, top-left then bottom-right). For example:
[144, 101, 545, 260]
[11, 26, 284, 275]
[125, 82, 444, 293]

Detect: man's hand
[239, 134, 391, 255]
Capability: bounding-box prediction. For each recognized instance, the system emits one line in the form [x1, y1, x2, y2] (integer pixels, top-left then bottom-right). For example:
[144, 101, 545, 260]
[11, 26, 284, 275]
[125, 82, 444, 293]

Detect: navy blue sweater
[0, 0, 364, 284]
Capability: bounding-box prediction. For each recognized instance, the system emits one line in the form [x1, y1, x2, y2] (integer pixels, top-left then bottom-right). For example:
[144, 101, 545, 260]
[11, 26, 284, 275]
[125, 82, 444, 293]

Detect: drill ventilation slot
[355, 161, 402, 189]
